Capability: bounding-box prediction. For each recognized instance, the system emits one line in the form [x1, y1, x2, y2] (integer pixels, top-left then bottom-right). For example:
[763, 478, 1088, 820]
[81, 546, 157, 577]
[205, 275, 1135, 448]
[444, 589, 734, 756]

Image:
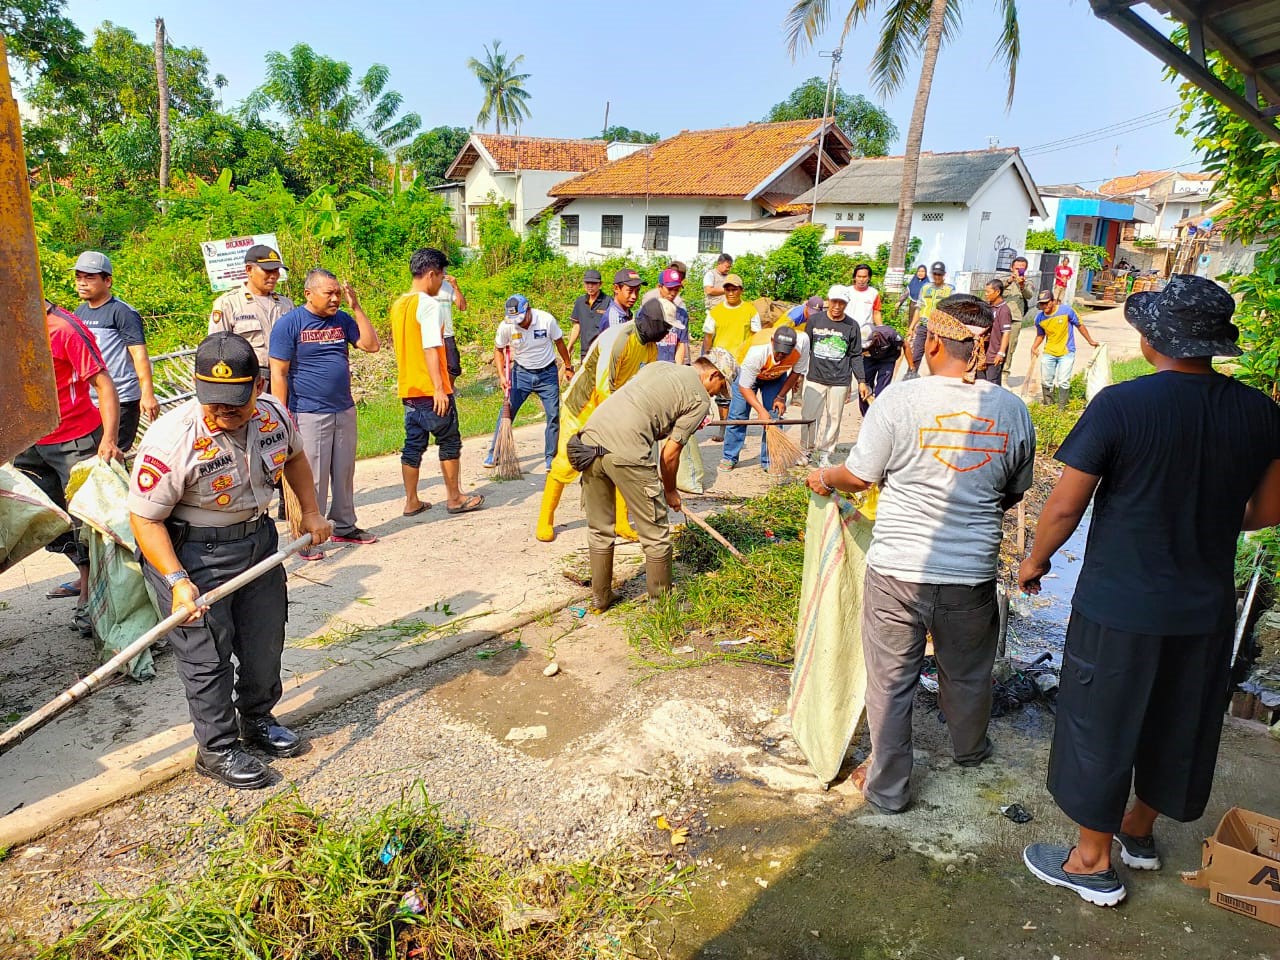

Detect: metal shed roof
[1090, 1, 1280, 143]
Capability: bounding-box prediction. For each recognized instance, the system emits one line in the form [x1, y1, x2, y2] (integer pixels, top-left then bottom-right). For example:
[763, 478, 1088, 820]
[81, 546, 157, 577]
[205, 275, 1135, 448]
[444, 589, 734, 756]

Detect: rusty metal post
[0, 37, 57, 464]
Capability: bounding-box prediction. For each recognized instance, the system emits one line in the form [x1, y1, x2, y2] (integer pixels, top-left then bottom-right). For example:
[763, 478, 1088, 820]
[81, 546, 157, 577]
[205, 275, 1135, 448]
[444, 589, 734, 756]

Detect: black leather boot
[240, 714, 304, 757]
[195, 746, 271, 789]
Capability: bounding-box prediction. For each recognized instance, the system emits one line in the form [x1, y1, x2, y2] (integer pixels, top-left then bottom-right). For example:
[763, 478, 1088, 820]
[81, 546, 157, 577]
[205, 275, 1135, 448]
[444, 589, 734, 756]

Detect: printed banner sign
[200, 233, 283, 292]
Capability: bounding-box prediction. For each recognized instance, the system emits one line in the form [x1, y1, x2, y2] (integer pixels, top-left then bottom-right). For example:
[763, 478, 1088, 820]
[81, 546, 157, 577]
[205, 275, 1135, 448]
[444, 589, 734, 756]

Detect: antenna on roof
[987, 136, 1000, 150]
[809, 47, 842, 224]
[602, 100, 610, 140]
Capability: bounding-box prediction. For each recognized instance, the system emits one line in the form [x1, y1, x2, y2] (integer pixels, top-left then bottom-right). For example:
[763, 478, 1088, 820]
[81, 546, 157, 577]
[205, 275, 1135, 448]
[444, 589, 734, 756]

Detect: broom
[765, 422, 804, 476]
[494, 346, 522, 480]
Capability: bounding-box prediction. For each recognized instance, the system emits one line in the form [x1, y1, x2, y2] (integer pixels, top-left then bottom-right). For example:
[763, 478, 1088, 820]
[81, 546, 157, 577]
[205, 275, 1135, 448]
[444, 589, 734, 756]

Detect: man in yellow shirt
[1030, 290, 1099, 409]
[390, 247, 485, 517]
[535, 297, 674, 542]
[701, 273, 760, 440]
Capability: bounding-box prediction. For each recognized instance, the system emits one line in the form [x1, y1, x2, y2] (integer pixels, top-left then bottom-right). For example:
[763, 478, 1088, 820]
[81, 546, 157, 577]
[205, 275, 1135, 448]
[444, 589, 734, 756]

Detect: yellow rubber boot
[536, 479, 564, 542]
[614, 490, 638, 541]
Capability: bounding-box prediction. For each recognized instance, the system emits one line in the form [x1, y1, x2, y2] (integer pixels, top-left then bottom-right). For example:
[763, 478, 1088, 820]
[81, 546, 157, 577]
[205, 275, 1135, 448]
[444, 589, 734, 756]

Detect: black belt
[516, 360, 558, 374]
[169, 514, 268, 543]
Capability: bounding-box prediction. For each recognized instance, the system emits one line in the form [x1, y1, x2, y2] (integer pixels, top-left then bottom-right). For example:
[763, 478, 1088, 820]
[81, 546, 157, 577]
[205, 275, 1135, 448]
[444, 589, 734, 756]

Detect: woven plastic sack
[1085, 343, 1112, 403]
[67, 459, 157, 680]
[0, 463, 72, 573]
[788, 490, 875, 787]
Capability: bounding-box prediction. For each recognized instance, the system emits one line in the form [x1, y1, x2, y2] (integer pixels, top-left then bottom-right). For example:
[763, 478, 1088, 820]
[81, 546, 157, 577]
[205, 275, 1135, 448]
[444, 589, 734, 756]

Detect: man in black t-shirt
[800, 285, 869, 466]
[1018, 274, 1280, 908]
[566, 268, 611, 361]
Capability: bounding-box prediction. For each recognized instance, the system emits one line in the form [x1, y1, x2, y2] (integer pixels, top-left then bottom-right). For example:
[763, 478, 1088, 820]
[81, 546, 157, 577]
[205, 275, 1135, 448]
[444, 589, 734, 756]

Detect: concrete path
[0, 401, 794, 846]
[1005, 304, 1142, 395]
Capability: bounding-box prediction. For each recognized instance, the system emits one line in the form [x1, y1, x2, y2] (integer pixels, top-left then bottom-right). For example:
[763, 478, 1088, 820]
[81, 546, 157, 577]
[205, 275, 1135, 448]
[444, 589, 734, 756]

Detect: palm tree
[467, 40, 532, 134]
[785, 0, 1020, 286]
[245, 44, 419, 150]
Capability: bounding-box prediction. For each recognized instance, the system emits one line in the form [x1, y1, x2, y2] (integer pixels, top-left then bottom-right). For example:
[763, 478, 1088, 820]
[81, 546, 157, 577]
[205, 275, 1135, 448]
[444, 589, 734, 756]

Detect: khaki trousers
[581, 454, 670, 561]
[800, 381, 850, 459]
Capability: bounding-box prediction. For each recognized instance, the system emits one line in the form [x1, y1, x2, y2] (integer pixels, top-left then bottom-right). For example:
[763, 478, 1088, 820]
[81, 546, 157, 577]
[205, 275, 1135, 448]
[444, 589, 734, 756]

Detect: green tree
[764, 76, 898, 156]
[0, 0, 84, 82]
[590, 125, 660, 144]
[402, 125, 469, 185]
[784, 0, 1020, 279]
[246, 43, 420, 149]
[467, 40, 531, 134]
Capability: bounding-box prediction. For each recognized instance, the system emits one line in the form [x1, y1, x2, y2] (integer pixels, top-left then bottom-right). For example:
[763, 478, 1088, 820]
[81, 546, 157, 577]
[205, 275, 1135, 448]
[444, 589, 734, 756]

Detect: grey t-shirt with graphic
[76, 296, 146, 402]
[845, 376, 1035, 585]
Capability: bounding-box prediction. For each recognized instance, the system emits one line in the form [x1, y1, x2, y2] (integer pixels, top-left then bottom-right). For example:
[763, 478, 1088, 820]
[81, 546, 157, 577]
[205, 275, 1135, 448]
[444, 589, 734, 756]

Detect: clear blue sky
[62, 0, 1195, 188]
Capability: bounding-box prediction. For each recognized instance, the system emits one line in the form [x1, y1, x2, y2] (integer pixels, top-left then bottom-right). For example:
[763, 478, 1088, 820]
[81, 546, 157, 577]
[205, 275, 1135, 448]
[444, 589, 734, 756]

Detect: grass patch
[44, 789, 685, 960]
[356, 378, 548, 461]
[620, 484, 809, 668]
[1111, 355, 1155, 382]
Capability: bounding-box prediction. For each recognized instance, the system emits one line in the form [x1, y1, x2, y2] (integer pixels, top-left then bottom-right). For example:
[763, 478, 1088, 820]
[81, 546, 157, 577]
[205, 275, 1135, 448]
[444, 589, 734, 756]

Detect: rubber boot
[645, 548, 673, 599]
[589, 546, 615, 612]
[535, 478, 564, 542]
[614, 489, 638, 541]
[1057, 386, 1070, 410]
[1041, 385, 1054, 406]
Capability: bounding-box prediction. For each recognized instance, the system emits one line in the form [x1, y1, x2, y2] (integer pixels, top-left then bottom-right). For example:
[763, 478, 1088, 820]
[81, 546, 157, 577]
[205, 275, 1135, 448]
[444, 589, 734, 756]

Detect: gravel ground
[0, 603, 791, 952]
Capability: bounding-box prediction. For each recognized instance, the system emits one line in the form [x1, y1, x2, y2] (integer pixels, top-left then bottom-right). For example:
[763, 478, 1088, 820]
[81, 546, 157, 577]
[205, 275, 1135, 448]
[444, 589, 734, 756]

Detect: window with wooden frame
[644, 215, 670, 251]
[698, 216, 728, 253]
[560, 215, 579, 246]
[833, 226, 864, 245]
[601, 214, 623, 248]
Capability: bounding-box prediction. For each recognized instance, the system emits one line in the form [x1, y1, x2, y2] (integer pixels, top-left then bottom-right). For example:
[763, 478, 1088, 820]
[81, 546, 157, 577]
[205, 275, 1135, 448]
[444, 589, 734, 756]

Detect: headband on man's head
[928, 309, 988, 343]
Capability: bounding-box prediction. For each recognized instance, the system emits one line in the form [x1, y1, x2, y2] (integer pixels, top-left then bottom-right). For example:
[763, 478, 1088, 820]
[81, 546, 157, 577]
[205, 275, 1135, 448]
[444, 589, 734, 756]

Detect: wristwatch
[163, 570, 191, 588]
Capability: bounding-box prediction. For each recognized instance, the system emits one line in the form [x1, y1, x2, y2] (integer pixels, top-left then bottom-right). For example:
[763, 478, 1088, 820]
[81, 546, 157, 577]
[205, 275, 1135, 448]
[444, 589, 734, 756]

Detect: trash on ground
[378, 836, 403, 865]
[569, 606, 588, 618]
[1000, 803, 1033, 824]
[1182, 806, 1280, 927]
[397, 888, 425, 916]
[716, 637, 753, 648]
[542, 662, 559, 677]
[501, 903, 560, 933]
[505, 725, 548, 742]
[672, 645, 696, 655]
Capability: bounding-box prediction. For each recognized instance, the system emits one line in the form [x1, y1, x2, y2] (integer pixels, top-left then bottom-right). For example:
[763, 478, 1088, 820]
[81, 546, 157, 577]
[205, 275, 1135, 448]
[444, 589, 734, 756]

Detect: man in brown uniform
[570, 348, 739, 611]
[129, 332, 330, 789]
[209, 245, 295, 379]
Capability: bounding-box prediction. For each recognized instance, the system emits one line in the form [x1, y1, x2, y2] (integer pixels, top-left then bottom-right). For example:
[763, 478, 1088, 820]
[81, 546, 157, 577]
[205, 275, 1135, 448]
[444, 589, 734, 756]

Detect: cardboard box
[1182, 806, 1280, 927]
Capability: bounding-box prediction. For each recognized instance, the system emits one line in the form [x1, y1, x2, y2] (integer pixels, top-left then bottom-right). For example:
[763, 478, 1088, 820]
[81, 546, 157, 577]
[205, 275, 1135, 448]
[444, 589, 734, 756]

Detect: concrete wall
[965, 166, 1033, 272]
[516, 169, 574, 227]
[812, 202, 970, 273]
[552, 196, 757, 263]
[722, 228, 793, 259]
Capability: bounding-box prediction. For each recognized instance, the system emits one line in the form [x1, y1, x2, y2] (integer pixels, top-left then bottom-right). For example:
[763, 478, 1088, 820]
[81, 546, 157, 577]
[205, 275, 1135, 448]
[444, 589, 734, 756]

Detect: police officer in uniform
[129, 333, 330, 789]
[209, 245, 294, 379]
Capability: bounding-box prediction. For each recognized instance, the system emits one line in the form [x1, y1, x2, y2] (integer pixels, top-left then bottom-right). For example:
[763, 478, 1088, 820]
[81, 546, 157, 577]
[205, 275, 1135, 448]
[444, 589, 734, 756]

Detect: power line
[1023, 116, 1175, 158]
[1020, 105, 1180, 155]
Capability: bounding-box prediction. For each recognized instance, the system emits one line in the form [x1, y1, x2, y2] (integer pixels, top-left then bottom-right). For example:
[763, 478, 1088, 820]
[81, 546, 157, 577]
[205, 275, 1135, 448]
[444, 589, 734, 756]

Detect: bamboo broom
[494, 347, 522, 480]
[764, 423, 804, 476]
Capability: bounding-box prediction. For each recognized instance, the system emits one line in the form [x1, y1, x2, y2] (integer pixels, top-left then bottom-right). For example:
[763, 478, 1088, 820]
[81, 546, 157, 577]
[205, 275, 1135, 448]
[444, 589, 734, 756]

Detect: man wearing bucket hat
[129, 332, 331, 789]
[1019, 275, 1280, 907]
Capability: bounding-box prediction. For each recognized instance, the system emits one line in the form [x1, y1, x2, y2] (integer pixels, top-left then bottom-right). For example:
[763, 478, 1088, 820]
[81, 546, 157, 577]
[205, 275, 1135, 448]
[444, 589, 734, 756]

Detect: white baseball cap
[826, 285, 849, 303]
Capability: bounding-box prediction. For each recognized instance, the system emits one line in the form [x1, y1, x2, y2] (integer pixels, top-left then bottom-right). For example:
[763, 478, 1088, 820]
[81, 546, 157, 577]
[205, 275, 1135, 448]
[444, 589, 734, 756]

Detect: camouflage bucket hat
[1124, 274, 1241, 359]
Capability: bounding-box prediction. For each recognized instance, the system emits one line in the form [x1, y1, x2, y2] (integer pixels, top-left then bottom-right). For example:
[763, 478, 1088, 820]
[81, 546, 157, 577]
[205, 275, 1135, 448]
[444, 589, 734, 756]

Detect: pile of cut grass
[44, 789, 685, 960]
[622, 484, 809, 667]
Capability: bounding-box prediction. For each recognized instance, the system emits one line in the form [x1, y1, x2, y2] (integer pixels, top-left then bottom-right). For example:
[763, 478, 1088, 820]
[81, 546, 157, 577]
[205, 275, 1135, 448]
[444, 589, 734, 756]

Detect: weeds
[44, 789, 686, 960]
[621, 485, 808, 668]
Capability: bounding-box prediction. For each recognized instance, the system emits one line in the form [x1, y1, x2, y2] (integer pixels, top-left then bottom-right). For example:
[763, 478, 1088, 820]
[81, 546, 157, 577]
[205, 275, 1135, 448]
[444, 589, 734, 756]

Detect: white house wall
[552, 197, 757, 263]
[813, 203, 972, 274]
[964, 165, 1034, 271]
[516, 169, 575, 229]
[723, 229, 792, 259]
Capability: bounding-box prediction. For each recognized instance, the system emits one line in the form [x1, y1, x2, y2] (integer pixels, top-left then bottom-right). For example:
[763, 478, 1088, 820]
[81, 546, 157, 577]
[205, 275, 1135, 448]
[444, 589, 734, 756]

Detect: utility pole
[154, 18, 170, 195]
[809, 47, 842, 224]
[602, 100, 610, 140]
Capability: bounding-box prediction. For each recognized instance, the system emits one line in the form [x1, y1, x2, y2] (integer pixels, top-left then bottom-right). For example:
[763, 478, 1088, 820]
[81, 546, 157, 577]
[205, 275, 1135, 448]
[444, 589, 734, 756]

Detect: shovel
[0, 533, 313, 757]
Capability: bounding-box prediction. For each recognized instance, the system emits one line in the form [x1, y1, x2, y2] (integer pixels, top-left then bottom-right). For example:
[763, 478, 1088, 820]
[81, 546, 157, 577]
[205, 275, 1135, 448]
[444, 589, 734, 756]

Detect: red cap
[658, 268, 684, 288]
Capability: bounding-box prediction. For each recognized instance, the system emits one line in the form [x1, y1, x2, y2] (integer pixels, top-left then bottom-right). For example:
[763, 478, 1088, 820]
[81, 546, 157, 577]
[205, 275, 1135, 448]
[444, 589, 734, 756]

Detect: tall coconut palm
[468, 40, 532, 134]
[785, 0, 1020, 285]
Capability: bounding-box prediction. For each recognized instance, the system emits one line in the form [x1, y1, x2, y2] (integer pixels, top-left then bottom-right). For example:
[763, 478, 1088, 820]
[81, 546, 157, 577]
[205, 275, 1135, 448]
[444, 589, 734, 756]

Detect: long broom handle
[682, 508, 745, 560]
[0, 533, 312, 758]
[704, 418, 813, 427]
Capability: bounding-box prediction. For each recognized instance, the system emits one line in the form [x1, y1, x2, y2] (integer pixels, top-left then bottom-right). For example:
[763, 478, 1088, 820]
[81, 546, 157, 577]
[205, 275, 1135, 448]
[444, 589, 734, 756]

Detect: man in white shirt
[721, 325, 810, 472]
[846, 262, 883, 344]
[702, 253, 734, 316]
[485, 294, 574, 471]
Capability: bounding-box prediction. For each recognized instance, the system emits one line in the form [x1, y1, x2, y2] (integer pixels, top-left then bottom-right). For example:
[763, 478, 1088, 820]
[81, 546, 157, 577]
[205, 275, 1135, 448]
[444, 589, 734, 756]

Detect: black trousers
[13, 427, 102, 567]
[117, 400, 141, 451]
[1048, 611, 1233, 833]
[142, 518, 288, 751]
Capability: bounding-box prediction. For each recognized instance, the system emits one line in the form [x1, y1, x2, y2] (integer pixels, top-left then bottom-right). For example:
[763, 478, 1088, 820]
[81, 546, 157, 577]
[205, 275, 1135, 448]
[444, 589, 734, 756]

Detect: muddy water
[1006, 510, 1092, 666]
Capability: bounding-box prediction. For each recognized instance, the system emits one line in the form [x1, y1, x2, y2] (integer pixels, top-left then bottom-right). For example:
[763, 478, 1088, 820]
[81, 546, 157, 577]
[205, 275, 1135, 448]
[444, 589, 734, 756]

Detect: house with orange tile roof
[542, 119, 853, 263]
[444, 134, 648, 245]
[1097, 169, 1218, 244]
